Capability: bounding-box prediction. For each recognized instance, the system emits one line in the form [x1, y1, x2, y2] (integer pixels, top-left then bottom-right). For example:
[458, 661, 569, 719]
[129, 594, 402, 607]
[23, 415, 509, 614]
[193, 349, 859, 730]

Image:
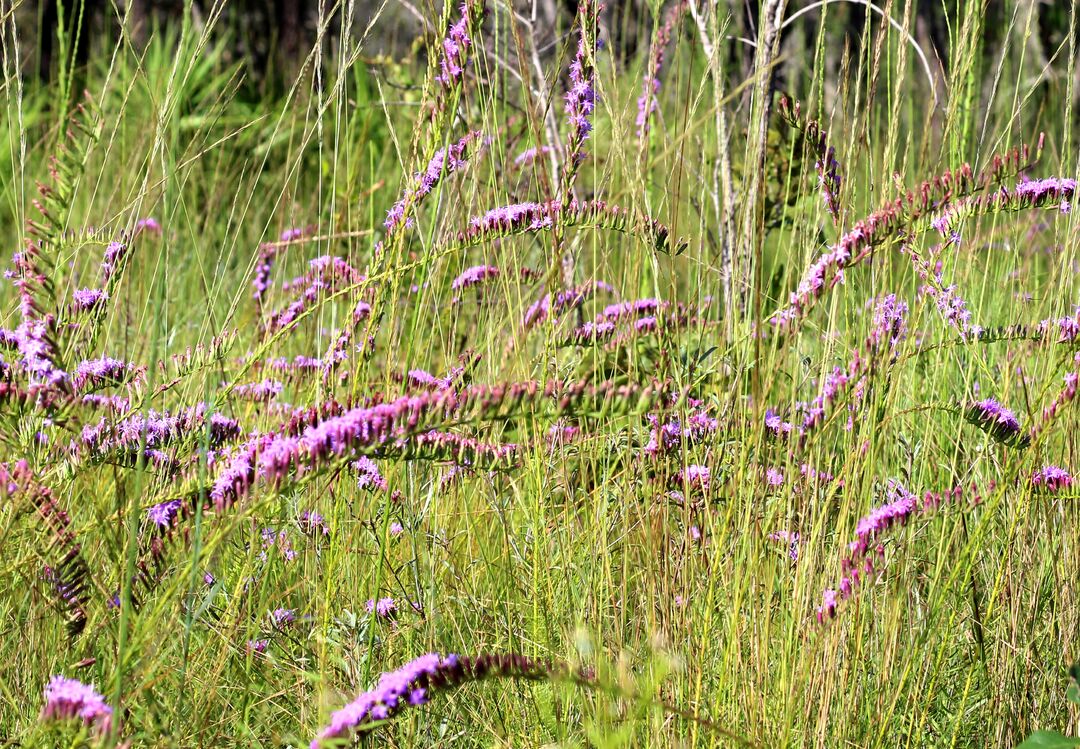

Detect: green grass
[0, 1, 1078, 747]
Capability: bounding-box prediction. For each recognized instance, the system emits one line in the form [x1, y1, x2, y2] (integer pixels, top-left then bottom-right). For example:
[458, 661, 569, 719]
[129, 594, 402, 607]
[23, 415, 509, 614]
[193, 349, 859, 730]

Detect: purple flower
[389, 521, 404, 536]
[767, 530, 800, 561]
[867, 294, 908, 352]
[764, 408, 793, 436]
[406, 367, 461, 391]
[353, 456, 388, 491]
[147, 499, 182, 529]
[451, 265, 499, 300]
[71, 288, 108, 312]
[1032, 464, 1072, 491]
[135, 217, 161, 234]
[643, 401, 718, 455]
[366, 597, 397, 618]
[513, 145, 552, 167]
[966, 398, 1027, 446]
[41, 676, 113, 734]
[310, 653, 460, 747]
[100, 241, 129, 281]
[233, 378, 284, 402]
[270, 608, 297, 629]
[602, 297, 665, 322]
[13, 318, 67, 386]
[384, 131, 482, 240]
[280, 226, 310, 242]
[680, 464, 710, 492]
[260, 528, 298, 562]
[435, 3, 477, 88]
[848, 480, 918, 557]
[816, 588, 839, 623]
[571, 320, 616, 344]
[247, 639, 269, 654]
[72, 357, 142, 392]
[564, 0, 601, 169]
[299, 510, 331, 537]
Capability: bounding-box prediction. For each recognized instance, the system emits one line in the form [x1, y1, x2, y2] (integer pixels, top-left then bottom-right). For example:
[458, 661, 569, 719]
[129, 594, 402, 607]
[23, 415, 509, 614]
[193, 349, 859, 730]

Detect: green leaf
[1016, 730, 1080, 749]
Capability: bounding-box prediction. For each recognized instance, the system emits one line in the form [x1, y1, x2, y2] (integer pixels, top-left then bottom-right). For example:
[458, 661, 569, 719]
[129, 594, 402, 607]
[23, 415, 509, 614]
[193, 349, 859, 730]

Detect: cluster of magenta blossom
[78, 404, 241, 466]
[260, 527, 299, 563]
[402, 429, 520, 467]
[41, 676, 113, 734]
[310, 653, 560, 748]
[384, 130, 483, 240]
[298, 510, 331, 537]
[636, 0, 686, 138]
[456, 198, 671, 251]
[147, 498, 183, 529]
[366, 597, 397, 618]
[777, 95, 842, 220]
[766, 292, 912, 442]
[263, 255, 364, 334]
[902, 243, 982, 339]
[353, 456, 388, 491]
[71, 356, 144, 393]
[563, 0, 602, 171]
[70, 287, 108, 313]
[209, 378, 666, 510]
[767, 530, 800, 561]
[522, 279, 616, 329]
[1031, 464, 1073, 491]
[643, 396, 719, 456]
[965, 398, 1028, 447]
[770, 146, 1046, 332]
[252, 225, 315, 308]
[817, 483, 971, 623]
[866, 294, 909, 353]
[450, 264, 498, 301]
[406, 366, 463, 391]
[513, 145, 552, 167]
[434, 2, 482, 88]
[929, 177, 1076, 248]
[1031, 353, 1080, 443]
[1036, 305, 1080, 343]
[270, 607, 297, 629]
[678, 464, 711, 493]
[232, 378, 284, 403]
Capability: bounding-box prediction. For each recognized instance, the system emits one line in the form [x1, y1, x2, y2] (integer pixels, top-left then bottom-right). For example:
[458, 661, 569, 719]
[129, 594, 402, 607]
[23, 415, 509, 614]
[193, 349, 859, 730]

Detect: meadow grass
[0, 1, 1078, 747]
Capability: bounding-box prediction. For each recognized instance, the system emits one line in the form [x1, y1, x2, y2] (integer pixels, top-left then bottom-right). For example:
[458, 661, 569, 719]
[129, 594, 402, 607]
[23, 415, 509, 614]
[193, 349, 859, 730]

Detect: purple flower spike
[366, 597, 397, 618]
[310, 653, 455, 747]
[41, 676, 113, 734]
[513, 145, 552, 167]
[562, 0, 602, 178]
[271, 608, 297, 629]
[435, 3, 479, 88]
[147, 498, 182, 529]
[451, 265, 499, 301]
[767, 530, 800, 561]
[1032, 464, 1072, 492]
[71, 288, 108, 313]
[636, 0, 686, 138]
[680, 464, 710, 492]
[966, 398, 1028, 447]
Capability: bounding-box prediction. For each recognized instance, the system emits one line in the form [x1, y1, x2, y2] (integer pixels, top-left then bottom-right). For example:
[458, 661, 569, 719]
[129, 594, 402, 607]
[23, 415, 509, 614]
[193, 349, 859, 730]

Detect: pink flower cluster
[41, 675, 113, 734]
